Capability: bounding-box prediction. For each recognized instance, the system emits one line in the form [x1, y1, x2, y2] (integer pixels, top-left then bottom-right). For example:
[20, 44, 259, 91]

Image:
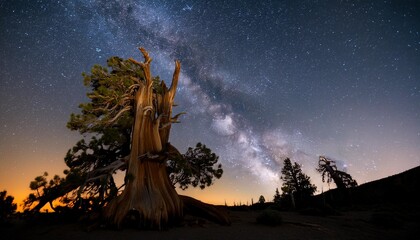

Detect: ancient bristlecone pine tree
[103, 48, 183, 228]
[317, 156, 358, 189]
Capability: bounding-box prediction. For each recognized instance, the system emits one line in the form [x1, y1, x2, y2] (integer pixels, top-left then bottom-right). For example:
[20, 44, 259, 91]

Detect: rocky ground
[2, 205, 419, 240]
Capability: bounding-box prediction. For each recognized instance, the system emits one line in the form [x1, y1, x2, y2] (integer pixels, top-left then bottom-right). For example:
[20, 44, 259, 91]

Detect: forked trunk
[104, 48, 182, 229]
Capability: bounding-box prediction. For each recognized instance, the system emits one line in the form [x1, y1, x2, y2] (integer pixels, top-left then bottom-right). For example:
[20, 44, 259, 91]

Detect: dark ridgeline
[316, 165, 420, 207]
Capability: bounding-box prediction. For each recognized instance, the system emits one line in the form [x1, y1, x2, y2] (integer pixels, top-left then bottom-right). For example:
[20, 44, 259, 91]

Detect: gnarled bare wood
[103, 48, 182, 229]
[180, 195, 231, 226]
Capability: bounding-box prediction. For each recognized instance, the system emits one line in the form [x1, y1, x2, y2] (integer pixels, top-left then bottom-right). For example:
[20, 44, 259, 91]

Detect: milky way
[1, 0, 419, 205]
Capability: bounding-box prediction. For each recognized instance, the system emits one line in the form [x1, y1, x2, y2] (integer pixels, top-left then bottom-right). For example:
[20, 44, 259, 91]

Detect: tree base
[103, 161, 183, 230]
[103, 161, 230, 229]
[90, 195, 230, 231]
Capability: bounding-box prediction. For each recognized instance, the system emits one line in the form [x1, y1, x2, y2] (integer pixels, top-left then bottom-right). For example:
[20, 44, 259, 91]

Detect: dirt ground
[2, 208, 419, 240]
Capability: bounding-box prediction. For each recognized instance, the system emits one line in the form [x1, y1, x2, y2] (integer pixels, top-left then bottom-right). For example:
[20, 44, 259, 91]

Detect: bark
[30, 181, 81, 212]
[103, 48, 182, 229]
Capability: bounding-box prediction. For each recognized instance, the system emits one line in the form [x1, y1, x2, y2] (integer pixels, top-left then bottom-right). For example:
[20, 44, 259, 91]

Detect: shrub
[0, 191, 17, 221]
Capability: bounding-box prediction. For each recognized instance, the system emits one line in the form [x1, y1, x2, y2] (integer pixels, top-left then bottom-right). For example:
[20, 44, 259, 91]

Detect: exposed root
[180, 195, 231, 226]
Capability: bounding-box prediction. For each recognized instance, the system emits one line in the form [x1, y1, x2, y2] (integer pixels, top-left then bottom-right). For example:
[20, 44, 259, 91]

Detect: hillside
[318, 165, 420, 206]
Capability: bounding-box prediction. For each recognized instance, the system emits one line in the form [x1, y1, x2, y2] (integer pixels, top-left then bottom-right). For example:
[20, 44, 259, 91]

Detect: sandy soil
[2, 209, 419, 240]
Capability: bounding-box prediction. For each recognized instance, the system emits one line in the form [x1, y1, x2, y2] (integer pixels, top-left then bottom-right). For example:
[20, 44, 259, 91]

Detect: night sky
[1, 0, 419, 209]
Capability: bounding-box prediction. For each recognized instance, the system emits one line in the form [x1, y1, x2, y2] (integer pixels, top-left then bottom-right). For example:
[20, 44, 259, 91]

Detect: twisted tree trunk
[324, 164, 346, 190]
[104, 48, 182, 229]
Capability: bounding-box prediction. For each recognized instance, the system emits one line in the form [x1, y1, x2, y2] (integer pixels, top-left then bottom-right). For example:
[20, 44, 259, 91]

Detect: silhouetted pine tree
[281, 158, 317, 209]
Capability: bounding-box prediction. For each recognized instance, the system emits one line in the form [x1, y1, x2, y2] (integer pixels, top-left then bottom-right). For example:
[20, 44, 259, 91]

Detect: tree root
[180, 195, 231, 226]
[83, 195, 230, 231]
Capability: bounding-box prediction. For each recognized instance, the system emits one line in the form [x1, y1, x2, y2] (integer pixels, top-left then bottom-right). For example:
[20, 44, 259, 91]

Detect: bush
[0, 191, 17, 222]
[256, 209, 282, 226]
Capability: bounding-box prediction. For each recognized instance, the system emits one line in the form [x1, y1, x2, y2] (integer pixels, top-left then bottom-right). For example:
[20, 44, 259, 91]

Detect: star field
[1, 0, 419, 207]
